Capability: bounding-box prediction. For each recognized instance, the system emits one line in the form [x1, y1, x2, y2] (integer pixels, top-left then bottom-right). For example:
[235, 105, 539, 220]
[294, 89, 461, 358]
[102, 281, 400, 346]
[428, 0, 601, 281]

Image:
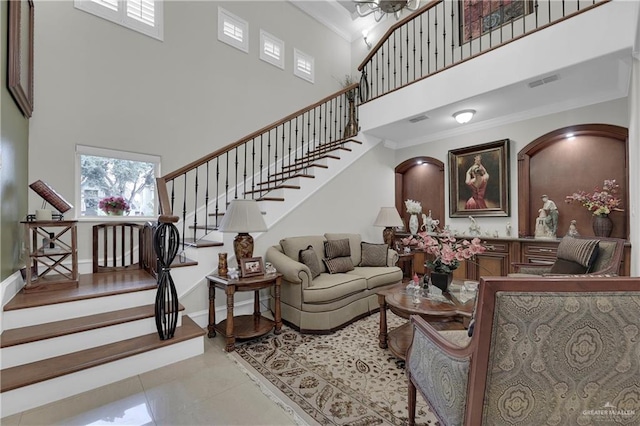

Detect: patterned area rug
[229, 312, 441, 425]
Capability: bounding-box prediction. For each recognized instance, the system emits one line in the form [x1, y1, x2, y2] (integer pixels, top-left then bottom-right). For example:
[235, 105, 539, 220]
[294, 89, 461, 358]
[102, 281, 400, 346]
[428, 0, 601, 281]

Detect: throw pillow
[360, 242, 388, 267]
[549, 258, 589, 274]
[556, 237, 600, 268]
[299, 245, 322, 279]
[324, 239, 351, 260]
[323, 256, 354, 274]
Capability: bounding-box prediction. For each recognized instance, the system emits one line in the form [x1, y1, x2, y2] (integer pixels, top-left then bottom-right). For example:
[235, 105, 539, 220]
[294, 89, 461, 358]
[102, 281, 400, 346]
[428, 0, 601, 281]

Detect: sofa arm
[511, 262, 553, 275]
[387, 248, 399, 267]
[407, 315, 472, 426]
[265, 246, 312, 288]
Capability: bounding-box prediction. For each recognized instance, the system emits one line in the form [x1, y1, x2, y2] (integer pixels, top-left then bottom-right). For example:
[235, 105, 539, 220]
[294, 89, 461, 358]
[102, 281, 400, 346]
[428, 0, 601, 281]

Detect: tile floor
[1, 336, 298, 426]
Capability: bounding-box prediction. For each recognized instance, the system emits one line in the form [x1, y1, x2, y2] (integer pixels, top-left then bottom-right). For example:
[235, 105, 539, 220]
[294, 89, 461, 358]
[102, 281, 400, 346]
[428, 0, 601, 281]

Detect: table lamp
[373, 207, 404, 247]
[219, 199, 268, 261]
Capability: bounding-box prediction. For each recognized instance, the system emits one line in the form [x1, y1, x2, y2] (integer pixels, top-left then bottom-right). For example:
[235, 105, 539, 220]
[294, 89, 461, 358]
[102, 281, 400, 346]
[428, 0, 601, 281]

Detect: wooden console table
[22, 220, 78, 293]
[206, 272, 282, 352]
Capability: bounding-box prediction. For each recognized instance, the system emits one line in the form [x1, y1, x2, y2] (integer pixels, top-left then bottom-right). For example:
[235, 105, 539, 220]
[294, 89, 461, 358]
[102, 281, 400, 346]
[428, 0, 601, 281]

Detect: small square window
[260, 30, 284, 69]
[293, 49, 314, 83]
[218, 7, 248, 53]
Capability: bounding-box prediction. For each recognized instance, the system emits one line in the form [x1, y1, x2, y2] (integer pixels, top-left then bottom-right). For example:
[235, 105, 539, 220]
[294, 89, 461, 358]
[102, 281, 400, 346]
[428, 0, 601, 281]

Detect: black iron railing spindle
[215, 158, 220, 228]
[193, 167, 199, 238]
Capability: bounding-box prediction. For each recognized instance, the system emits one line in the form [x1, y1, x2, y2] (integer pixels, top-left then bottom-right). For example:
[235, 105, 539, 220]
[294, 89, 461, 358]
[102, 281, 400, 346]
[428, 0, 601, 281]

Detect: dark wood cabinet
[398, 236, 630, 279]
[521, 240, 559, 264]
[465, 239, 514, 280]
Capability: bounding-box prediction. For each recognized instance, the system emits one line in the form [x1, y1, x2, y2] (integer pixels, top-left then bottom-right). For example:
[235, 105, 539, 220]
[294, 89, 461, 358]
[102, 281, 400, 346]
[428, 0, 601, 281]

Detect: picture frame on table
[449, 139, 510, 217]
[240, 257, 265, 278]
[7, 0, 35, 118]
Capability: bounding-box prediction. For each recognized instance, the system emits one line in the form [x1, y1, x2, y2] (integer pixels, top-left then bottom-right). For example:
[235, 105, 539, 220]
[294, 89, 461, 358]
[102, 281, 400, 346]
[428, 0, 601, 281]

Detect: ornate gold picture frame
[449, 139, 510, 217]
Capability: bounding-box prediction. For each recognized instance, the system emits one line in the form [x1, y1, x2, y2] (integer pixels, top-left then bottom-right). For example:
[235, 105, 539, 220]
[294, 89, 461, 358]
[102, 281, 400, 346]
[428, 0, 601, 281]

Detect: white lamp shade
[373, 207, 404, 227]
[218, 199, 268, 233]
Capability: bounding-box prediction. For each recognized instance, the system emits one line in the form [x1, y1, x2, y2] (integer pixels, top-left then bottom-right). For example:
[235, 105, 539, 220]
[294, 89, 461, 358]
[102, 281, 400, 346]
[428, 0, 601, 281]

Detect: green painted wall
[1, 0, 29, 281]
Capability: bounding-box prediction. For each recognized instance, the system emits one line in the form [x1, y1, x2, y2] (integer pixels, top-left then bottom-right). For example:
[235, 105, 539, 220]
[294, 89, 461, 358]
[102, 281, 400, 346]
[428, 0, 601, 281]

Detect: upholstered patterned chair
[511, 236, 625, 276]
[406, 276, 640, 426]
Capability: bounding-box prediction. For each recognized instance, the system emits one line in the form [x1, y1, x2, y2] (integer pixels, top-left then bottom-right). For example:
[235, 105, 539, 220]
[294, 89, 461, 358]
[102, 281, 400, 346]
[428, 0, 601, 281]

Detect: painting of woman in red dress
[464, 155, 489, 209]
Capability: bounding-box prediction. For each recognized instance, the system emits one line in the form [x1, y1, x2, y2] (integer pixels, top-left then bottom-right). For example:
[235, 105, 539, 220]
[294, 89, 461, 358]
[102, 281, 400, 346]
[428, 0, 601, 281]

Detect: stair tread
[281, 163, 329, 172]
[0, 316, 205, 393]
[4, 270, 158, 312]
[243, 184, 300, 195]
[256, 174, 315, 186]
[256, 196, 285, 202]
[1, 303, 185, 348]
[182, 238, 223, 248]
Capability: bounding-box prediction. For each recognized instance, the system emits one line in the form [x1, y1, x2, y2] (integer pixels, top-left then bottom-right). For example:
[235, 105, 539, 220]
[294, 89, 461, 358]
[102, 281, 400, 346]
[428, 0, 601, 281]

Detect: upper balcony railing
[357, 0, 609, 102]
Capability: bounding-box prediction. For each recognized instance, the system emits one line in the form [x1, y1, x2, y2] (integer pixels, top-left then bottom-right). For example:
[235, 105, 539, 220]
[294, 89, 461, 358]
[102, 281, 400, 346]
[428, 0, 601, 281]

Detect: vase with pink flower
[402, 229, 487, 292]
[565, 179, 623, 237]
[99, 196, 131, 216]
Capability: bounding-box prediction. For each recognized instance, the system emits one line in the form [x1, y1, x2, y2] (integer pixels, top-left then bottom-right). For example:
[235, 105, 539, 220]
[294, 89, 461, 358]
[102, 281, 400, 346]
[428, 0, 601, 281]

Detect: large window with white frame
[74, 0, 164, 41]
[76, 145, 160, 218]
[293, 49, 314, 83]
[218, 7, 249, 53]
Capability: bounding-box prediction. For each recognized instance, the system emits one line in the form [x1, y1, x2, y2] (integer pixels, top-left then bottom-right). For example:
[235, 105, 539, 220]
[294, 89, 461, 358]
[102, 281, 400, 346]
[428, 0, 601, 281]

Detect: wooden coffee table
[377, 282, 474, 360]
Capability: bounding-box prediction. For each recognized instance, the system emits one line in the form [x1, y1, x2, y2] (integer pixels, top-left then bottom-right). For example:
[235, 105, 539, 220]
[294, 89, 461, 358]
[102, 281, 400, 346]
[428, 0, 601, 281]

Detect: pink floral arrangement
[565, 179, 623, 216]
[98, 196, 130, 214]
[402, 230, 486, 274]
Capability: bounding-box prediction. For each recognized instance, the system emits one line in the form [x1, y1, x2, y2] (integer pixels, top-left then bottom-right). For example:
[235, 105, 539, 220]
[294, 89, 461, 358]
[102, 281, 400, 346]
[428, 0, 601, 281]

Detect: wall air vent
[528, 74, 560, 88]
[408, 114, 428, 123]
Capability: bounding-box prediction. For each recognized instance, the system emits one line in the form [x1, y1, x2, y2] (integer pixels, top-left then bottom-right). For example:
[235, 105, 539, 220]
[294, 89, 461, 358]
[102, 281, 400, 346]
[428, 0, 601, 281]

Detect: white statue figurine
[506, 222, 512, 237]
[469, 216, 481, 236]
[420, 210, 439, 234]
[567, 219, 580, 237]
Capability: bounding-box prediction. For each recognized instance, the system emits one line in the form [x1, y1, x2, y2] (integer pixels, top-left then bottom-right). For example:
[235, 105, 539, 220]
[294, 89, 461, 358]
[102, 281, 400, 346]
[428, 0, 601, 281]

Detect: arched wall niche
[517, 124, 629, 239]
[395, 156, 445, 231]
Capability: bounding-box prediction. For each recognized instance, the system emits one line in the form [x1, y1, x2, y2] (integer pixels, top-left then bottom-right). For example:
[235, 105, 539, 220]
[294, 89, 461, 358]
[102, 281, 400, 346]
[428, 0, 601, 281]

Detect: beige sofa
[266, 233, 403, 333]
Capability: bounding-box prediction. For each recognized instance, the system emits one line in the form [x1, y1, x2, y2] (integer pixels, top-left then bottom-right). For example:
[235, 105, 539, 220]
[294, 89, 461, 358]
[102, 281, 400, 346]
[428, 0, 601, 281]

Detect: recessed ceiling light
[453, 109, 475, 124]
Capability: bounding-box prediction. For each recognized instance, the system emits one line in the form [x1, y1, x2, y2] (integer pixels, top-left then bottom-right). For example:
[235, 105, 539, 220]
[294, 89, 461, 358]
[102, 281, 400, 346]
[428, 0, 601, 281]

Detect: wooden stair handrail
[357, 0, 440, 72]
[160, 84, 358, 182]
[156, 84, 359, 220]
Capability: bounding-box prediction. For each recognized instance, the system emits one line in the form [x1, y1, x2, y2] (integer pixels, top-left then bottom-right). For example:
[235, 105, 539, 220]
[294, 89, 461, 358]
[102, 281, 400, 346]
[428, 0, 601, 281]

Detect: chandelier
[354, 0, 421, 22]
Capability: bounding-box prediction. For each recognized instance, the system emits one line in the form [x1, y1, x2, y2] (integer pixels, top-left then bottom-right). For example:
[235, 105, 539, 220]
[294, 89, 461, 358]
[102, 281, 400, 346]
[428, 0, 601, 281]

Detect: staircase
[0, 263, 204, 418]
[0, 130, 373, 420]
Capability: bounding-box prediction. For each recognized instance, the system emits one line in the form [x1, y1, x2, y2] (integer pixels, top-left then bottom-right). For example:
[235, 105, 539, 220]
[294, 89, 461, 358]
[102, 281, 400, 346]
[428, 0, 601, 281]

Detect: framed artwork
[240, 257, 265, 278]
[7, 0, 35, 118]
[459, 0, 533, 43]
[449, 139, 510, 217]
